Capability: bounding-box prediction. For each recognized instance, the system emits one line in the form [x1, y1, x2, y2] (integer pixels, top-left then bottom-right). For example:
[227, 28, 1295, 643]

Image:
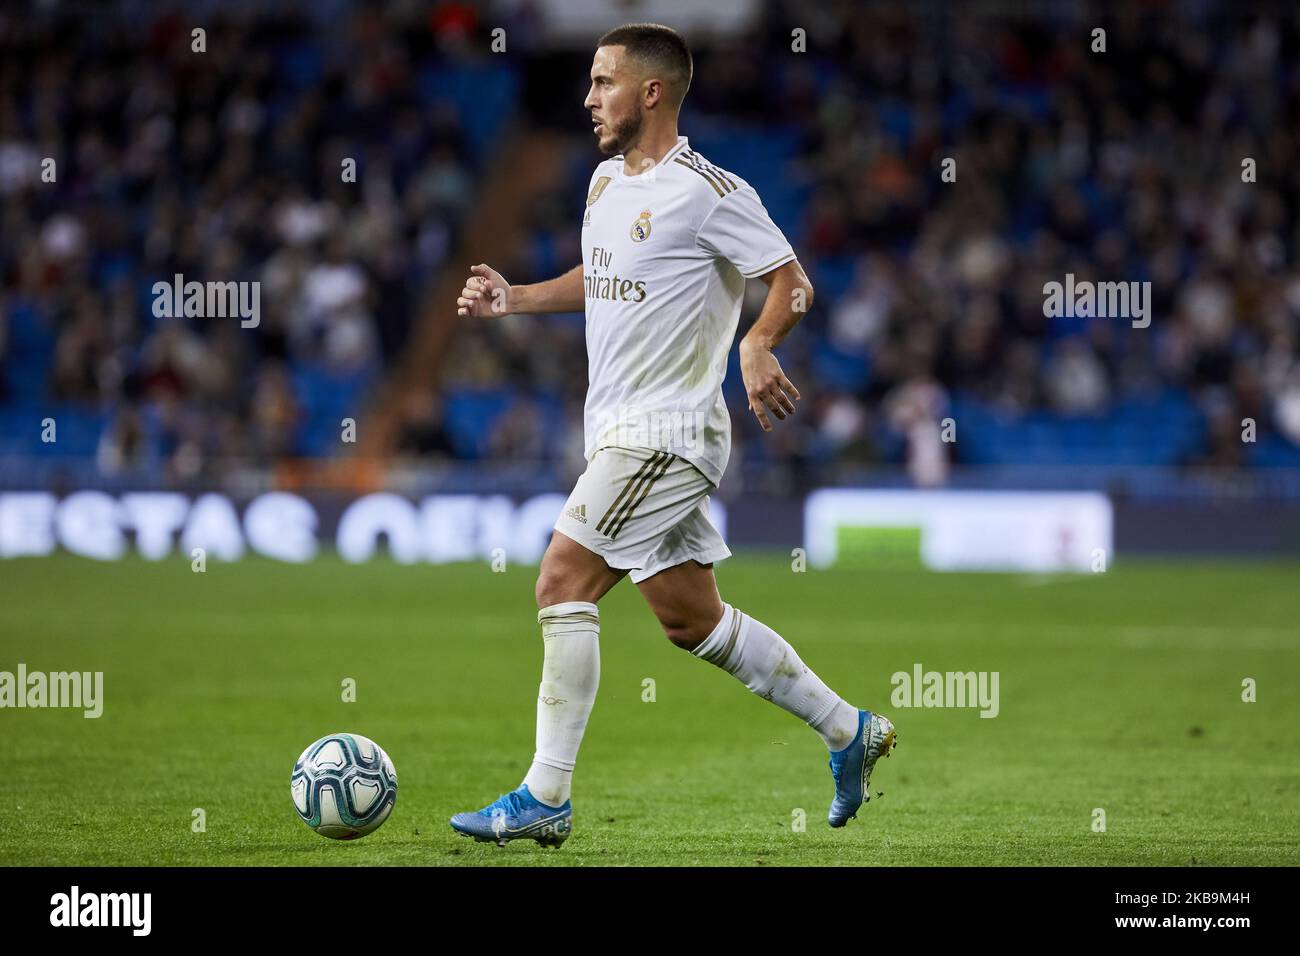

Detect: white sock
[521, 601, 600, 807]
[691, 603, 861, 751]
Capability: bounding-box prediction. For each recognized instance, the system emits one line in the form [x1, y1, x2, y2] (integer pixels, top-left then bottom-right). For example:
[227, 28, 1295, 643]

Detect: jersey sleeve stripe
[677, 155, 733, 195]
[684, 152, 736, 194]
[686, 150, 737, 190]
[674, 158, 727, 197]
[661, 140, 689, 164]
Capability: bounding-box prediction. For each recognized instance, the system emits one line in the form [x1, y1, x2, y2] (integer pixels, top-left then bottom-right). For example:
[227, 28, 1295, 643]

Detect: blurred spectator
[1, 0, 484, 472]
[883, 374, 951, 488]
[395, 389, 455, 459]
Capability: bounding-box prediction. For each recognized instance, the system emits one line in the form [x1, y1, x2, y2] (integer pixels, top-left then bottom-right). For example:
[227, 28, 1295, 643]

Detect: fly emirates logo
[585, 247, 647, 303]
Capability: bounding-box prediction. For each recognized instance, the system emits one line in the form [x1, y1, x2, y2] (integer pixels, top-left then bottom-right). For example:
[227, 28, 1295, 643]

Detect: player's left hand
[739, 340, 800, 431]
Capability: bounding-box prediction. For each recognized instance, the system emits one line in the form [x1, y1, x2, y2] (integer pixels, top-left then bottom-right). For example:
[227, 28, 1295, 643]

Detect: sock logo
[538, 695, 568, 706]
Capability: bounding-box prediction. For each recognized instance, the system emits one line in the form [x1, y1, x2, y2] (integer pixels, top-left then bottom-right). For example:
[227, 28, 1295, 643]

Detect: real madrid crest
[630, 209, 652, 242]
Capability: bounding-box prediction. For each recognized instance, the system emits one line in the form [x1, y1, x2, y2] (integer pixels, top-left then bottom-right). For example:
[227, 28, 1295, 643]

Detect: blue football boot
[827, 710, 897, 827]
[449, 784, 573, 848]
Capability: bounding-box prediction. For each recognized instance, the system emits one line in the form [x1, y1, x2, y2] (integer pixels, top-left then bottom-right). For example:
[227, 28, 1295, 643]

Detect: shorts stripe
[596, 451, 667, 535]
[608, 451, 674, 540]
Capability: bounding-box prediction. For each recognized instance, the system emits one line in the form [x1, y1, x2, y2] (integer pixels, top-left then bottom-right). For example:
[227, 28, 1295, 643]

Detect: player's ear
[643, 77, 662, 109]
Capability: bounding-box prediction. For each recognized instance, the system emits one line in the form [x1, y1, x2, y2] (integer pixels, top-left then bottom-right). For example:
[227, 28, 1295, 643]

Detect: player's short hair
[597, 23, 693, 109]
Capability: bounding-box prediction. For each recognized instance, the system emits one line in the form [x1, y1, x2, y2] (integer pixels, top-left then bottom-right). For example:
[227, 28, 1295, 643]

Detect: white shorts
[553, 446, 732, 584]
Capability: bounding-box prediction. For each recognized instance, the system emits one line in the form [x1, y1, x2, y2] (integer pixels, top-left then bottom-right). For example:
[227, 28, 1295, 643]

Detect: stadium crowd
[3, 1, 1299, 490]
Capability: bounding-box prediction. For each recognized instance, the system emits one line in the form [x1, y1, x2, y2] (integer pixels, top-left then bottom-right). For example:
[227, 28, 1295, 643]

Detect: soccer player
[450, 23, 895, 847]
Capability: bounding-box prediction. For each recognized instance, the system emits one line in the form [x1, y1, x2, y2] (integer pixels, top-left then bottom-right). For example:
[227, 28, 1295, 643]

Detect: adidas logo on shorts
[566, 504, 588, 524]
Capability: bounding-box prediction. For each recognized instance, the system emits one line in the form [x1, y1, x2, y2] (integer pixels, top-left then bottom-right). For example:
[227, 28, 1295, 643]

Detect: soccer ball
[291, 733, 397, 839]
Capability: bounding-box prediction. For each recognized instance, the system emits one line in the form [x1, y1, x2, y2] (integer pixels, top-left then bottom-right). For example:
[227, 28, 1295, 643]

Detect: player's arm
[739, 259, 813, 431]
[456, 263, 584, 317]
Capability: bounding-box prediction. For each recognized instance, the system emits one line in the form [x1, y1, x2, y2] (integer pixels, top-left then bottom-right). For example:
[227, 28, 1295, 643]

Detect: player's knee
[535, 563, 593, 610]
[659, 619, 707, 652]
[535, 570, 566, 611]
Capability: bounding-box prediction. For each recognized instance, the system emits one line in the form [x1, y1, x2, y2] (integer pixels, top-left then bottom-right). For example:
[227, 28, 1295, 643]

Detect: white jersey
[579, 135, 796, 487]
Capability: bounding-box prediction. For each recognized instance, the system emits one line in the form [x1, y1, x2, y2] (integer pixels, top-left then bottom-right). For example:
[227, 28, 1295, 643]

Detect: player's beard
[599, 104, 645, 156]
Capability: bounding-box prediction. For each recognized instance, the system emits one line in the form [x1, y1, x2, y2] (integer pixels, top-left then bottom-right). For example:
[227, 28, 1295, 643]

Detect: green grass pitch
[1, 553, 1297, 866]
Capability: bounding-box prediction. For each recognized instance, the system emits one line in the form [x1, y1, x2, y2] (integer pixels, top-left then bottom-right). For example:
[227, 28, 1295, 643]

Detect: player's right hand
[456, 263, 511, 317]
